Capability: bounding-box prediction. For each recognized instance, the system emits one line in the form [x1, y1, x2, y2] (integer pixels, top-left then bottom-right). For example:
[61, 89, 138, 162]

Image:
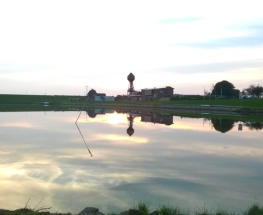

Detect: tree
[244, 85, 263, 98]
[204, 89, 211, 97]
[211, 80, 239, 98]
[87, 89, 97, 98]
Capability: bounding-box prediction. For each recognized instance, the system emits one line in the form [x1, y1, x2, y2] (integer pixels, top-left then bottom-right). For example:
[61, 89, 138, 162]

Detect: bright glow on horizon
[105, 112, 128, 125]
[0, 0, 263, 95]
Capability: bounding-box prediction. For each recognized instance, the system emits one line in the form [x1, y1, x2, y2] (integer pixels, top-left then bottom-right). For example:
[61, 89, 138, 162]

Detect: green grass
[0, 208, 70, 215]
[115, 99, 263, 109]
[0, 94, 87, 105]
[0, 205, 263, 215]
[1, 94, 263, 109]
[168, 98, 263, 109]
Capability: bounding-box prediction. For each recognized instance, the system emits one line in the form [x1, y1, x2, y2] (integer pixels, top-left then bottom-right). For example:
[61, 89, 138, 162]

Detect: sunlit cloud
[170, 142, 263, 158]
[77, 112, 128, 126]
[0, 166, 25, 177]
[105, 113, 128, 125]
[0, 121, 36, 128]
[167, 122, 210, 131]
[94, 134, 148, 144]
[158, 17, 201, 24]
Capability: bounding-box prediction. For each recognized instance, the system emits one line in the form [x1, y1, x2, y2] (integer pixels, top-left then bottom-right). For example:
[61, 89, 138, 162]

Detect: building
[87, 89, 105, 99]
[94, 96, 115, 102]
[126, 73, 174, 100]
[87, 89, 114, 101]
[141, 87, 174, 100]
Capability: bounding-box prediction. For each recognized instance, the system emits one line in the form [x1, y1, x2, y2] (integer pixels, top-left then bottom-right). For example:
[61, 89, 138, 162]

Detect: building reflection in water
[84, 109, 173, 136]
[126, 112, 173, 136]
[76, 109, 263, 157]
[127, 114, 135, 136]
[84, 109, 263, 135]
[87, 108, 114, 118]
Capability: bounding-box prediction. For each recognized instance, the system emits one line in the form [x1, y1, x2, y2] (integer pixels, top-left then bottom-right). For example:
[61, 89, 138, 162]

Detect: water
[0, 110, 262, 214]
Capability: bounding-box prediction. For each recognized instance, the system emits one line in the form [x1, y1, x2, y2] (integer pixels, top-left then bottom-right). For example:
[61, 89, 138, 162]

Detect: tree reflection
[211, 118, 235, 133]
[87, 109, 97, 118]
[84, 109, 263, 135]
[245, 122, 263, 130]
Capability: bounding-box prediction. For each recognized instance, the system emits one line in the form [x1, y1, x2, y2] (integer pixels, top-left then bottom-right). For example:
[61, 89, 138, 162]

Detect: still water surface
[0, 110, 262, 213]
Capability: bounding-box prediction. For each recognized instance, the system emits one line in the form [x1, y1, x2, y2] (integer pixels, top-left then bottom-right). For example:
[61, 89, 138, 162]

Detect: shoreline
[1, 102, 263, 117]
[0, 94, 263, 114]
[85, 102, 263, 114]
[0, 204, 262, 215]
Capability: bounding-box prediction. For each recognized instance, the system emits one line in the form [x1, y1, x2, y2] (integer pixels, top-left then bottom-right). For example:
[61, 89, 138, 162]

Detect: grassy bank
[115, 98, 263, 109]
[0, 94, 263, 111]
[1, 94, 263, 108]
[1, 204, 263, 215]
[0, 94, 86, 105]
[168, 98, 263, 109]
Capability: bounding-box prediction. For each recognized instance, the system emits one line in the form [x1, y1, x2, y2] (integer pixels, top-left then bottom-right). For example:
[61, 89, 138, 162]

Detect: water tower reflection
[85, 109, 173, 136]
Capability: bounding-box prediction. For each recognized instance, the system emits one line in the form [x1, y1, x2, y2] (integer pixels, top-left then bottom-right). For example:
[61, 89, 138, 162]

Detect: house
[94, 96, 115, 102]
[141, 86, 174, 100]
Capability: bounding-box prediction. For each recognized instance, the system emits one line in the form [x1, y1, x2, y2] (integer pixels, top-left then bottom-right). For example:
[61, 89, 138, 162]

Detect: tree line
[208, 80, 263, 98]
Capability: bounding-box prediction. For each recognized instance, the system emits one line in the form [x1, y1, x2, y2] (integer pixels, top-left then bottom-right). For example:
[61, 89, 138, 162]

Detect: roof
[141, 86, 174, 90]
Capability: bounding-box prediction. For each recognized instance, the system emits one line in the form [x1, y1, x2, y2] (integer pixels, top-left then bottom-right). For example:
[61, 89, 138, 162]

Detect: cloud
[158, 17, 201, 24]
[182, 25, 263, 49]
[162, 59, 263, 74]
[186, 35, 263, 49]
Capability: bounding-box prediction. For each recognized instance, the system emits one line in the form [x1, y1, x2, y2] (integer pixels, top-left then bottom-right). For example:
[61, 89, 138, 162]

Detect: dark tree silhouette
[87, 110, 97, 118]
[245, 122, 263, 130]
[87, 89, 97, 98]
[211, 80, 239, 98]
[211, 118, 235, 133]
[244, 85, 263, 98]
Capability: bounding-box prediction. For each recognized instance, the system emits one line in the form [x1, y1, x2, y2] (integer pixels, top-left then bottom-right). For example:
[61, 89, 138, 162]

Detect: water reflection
[211, 118, 235, 133]
[245, 122, 263, 130]
[0, 110, 263, 214]
[127, 114, 135, 136]
[75, 111, 93, 157]
[126, 113, 173, 136]
[84, 109, 174, 137]
[85, 109, 263, 135]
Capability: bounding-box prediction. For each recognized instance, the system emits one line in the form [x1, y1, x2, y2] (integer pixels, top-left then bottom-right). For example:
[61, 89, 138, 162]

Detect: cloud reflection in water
[0, 111, 262, 214]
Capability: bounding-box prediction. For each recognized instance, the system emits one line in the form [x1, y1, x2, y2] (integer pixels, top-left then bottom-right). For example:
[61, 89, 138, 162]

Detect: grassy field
[0, 94, 263, 109]
[0, 94, 88, 105]
[115, 98, 263, 109]
[0, 204, 262, 215]
[168, 98, 263, 109]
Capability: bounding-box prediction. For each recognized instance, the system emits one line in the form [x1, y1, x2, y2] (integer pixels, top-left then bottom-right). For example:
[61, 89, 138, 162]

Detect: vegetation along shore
[0, 204, 263, 215]
[0, 94, 263, 114]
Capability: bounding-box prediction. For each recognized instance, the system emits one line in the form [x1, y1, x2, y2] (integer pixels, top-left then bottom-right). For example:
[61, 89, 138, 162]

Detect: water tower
[127, 73, 135, 95]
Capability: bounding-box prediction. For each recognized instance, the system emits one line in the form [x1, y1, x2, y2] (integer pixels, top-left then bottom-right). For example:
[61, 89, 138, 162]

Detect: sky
[0, 0, 263, 96]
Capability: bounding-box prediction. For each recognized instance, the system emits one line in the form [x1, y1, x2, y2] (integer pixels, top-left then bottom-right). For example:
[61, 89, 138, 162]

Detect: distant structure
[125, 111, 173, 136]
[87, 89, 114, 101]
[125, 73, 174, 100]
[141, 87, 174, 100]
[141, 113, 173, 125]
[86, 109, 114, 118]
[127, 114, 135, 136]
[85, 108, 173, 136]
[127, 73, 135, 95]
